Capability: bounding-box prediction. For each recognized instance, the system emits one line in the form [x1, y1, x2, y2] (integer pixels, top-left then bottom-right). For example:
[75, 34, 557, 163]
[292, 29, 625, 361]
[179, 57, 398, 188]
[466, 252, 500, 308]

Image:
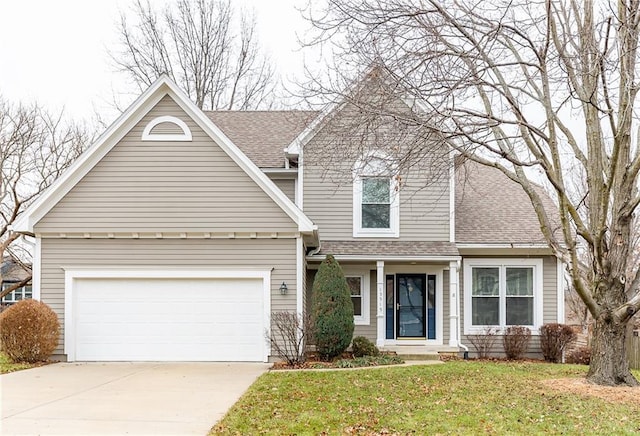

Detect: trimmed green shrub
[311, 254, 354, 360]
[0, 299, 60, 363]
[352, 336, 379, 357]
[539, 323, 577, 363]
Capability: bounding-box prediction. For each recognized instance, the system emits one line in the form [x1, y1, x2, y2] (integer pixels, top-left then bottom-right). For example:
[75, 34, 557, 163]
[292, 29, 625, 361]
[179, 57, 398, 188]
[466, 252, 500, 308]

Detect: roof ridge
[205, 110, 318, 114]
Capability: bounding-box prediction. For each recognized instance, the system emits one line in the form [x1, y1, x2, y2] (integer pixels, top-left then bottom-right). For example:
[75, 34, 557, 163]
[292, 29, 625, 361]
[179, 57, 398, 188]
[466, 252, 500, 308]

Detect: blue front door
[395, 274, 436, 340]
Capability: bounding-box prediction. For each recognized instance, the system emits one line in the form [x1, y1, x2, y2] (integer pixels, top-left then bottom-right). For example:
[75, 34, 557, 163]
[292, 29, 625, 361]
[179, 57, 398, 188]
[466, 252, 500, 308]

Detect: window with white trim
[1, 282, 32, 306]
[464, 259, 543, 333]
[344, 272, 370, 325]
[353, 156, 399, 237]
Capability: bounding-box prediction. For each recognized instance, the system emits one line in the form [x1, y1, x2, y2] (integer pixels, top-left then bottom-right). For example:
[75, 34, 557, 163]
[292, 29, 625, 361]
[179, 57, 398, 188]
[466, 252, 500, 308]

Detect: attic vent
[141, 115, 192, 141]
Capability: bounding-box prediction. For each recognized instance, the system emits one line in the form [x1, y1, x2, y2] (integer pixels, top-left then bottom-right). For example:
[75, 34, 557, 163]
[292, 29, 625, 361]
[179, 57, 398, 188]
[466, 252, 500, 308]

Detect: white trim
[32, 237, 41, 301]
[343, 268, 371, 325]
[557, 257, 565, 323]
[448, 260, 459, 347]
[308, 255, 461, 262]
[12, 75, 315, 234]
[353, 176, 400, 238]
[297, 148, 304, 209]
[63, 268, 271, 362]
[352, 152, 400, 238]
[463, 258, 544, 335]
[456, 243, 551, 249]
[141, 115, 192, 141]
[384, 265, 445, 345]
[376, 261, 385, 347]
[296, 237, 304, 317]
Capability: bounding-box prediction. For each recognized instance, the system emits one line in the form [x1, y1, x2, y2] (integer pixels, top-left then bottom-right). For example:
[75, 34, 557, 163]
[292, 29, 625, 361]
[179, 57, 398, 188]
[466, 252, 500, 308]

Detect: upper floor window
[353, 155, 399, 237]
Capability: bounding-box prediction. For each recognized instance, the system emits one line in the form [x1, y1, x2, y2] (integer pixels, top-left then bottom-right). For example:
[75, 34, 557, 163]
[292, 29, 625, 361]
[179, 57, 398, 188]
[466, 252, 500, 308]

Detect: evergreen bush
[352, 336, 379, 357]
[311, 254, 354, 360]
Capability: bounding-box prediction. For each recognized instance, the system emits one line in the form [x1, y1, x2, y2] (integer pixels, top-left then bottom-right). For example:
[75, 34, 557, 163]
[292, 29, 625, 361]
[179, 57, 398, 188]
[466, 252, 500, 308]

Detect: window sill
[353, 229, 399, 238]
[354, 318, 370, 326]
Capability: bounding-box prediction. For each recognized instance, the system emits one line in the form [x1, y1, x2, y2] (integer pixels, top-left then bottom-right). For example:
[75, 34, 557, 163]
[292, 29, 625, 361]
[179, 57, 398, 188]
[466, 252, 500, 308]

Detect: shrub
[267, 311, 312, 366]
[352, 336, 379, 357]
[566, 346, 591, 365]
[502, 326, 531, 360]
[0, 300, 60, 363]
[311, 254, 354, 360]
[467, 327, 499, 359]
[539, 323, 577, 363]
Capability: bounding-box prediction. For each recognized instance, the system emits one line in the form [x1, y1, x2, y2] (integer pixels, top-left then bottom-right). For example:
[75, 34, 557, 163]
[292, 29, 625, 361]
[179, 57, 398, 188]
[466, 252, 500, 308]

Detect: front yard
[212, 361, 640, 435]
[0, 352, 34, 374]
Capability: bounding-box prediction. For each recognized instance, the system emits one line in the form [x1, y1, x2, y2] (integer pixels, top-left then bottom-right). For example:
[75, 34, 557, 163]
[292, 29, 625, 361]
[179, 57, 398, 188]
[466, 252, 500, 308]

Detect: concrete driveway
[1, 362, 269, 435]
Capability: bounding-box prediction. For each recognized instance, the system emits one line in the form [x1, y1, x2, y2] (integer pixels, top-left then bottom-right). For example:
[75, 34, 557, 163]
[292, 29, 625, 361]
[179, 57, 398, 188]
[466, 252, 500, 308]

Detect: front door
[396, 274, 436, 339]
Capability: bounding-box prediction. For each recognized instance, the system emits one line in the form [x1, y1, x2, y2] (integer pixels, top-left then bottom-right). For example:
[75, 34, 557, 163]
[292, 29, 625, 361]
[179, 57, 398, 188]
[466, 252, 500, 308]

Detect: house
[12, 75, 564, 362]
[1, 258, 32, 308]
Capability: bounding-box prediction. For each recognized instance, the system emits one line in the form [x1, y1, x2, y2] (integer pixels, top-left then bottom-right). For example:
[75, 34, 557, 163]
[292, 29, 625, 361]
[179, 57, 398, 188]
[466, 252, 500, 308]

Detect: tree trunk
[586, 315, 639, 386]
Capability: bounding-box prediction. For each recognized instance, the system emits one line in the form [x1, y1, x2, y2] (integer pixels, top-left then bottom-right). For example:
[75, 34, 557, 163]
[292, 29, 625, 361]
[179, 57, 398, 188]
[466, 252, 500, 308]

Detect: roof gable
[12, 76, 315, 233]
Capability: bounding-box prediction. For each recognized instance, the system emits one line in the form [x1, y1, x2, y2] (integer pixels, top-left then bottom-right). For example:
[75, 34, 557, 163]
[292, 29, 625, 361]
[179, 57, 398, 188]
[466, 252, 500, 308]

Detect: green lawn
[0, 352, 35, 374]
[211, 361, 640, 435]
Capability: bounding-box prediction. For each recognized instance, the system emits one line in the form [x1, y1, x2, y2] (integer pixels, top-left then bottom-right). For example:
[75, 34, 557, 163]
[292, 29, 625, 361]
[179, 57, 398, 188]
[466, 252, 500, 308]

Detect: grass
[0, 352, 34, 374]
[211, 361, 640, 435]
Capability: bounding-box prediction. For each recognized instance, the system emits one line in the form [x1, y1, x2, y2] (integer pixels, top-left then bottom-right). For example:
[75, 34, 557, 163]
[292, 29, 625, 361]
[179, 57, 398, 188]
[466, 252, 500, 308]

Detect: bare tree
[112, 0, 276, 110]
[1, 97, 89, 299]
[302, 0, 640, 386]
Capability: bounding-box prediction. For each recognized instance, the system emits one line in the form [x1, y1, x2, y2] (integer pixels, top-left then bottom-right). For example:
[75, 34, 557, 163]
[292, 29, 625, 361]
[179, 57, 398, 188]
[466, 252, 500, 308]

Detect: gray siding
[271, 178, 296, 203]
[41, 236, 297, 357]
[36, 95, 296, 234]
[459, 255, 558, 358]
[303, 135, 450, 242]
[442, 269, 450, 345]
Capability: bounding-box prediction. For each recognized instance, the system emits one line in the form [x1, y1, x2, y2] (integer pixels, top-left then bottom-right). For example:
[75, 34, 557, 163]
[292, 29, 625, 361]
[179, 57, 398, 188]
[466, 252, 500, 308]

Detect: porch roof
[310, 240, 460, 260]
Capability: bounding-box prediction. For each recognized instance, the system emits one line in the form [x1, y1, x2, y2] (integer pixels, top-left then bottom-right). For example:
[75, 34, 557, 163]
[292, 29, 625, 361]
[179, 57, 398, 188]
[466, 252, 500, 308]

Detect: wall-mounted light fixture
[279, 281, 288, 295]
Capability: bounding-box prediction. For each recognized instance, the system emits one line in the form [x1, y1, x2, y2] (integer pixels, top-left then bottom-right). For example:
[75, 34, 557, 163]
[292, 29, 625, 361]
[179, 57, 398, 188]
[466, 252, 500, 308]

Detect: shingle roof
[205, 111, 318, 168]
[316, 240, 459, 257]
[455, 159, 557, 245]
[204, 110, 555, 247]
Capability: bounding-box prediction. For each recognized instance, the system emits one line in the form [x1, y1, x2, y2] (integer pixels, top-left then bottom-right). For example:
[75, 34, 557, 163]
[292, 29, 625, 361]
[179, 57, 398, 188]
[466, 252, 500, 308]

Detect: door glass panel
[427, 275, 436, 340]
[397, 275, 425, 338]
[386, 275, 395, 339]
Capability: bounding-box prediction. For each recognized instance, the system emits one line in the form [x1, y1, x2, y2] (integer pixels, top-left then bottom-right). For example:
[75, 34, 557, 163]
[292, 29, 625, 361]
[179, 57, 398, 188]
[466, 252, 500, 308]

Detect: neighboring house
[1, 258, 32, 307]
[12, 75, 564, 362]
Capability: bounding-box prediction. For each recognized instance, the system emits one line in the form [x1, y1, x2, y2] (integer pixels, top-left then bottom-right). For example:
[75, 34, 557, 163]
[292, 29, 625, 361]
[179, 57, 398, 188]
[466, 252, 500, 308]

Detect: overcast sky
[0, 0, 314, 123]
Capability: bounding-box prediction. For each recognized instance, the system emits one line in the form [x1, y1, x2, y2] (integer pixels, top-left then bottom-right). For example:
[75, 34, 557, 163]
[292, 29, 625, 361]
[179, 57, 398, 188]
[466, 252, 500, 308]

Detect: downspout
[454, 259, 469, 359]
[457, 315, 469, 360]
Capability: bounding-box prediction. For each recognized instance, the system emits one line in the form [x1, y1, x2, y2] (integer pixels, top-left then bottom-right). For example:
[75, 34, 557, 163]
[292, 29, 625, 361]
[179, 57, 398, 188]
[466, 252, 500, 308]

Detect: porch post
[449, 260, 459, 347]
[376, 260, 385, 347]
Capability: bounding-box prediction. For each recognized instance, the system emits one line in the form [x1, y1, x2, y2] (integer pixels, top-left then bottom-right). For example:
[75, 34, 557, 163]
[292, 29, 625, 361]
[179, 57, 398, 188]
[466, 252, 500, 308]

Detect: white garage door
[71, 276, 266, 362]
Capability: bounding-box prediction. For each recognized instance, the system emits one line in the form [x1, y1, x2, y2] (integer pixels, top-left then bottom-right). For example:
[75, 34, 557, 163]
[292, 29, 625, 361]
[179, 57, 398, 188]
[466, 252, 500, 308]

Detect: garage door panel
[72, 276, 266, 361]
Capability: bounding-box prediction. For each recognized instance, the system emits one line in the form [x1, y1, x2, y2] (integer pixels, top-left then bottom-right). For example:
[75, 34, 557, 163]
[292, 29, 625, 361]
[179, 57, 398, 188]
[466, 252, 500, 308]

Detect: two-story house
[13, 75, 563, 362]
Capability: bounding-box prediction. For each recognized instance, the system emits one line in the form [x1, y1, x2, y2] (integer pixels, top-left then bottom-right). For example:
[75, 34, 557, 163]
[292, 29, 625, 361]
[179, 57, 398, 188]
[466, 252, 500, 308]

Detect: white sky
[0, 0, 315, 123]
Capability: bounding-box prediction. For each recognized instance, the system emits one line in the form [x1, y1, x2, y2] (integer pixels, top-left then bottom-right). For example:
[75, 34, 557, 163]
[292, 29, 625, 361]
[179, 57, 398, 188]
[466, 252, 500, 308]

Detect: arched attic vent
[141, 115, 192, 141]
